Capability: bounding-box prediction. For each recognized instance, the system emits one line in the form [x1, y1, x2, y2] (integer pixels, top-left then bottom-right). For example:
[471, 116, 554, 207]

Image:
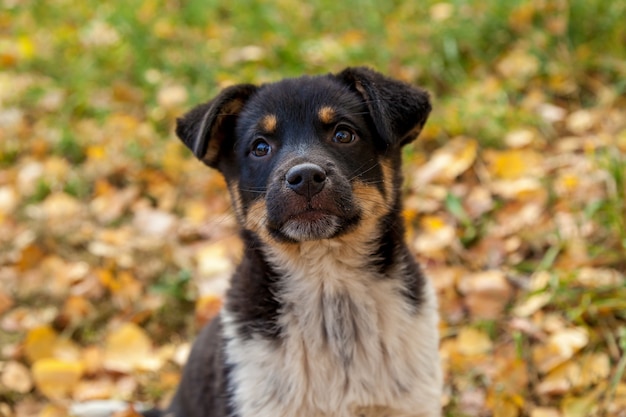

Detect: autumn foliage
[1, 1, 625, 416]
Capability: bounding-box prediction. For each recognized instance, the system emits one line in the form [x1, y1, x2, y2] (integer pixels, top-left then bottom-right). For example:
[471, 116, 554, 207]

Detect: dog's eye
[251, 139, 271, 157]
[332, 129, 357, 144]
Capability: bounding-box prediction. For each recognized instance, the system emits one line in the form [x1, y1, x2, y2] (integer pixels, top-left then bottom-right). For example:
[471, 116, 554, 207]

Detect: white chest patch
[222, 241, 442, 417]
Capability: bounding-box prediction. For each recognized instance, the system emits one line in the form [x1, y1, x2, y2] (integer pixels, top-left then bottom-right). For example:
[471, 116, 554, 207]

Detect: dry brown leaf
[31, 358, 83, 399]
[0, 185, 18, 215]
[496, 47, 539, 81]
[536, 361, 581, 395]
[1, 361, 33, 393]
[560, 388, 601, 417]
[413, 215, 456, 256]
[81, 345, 104, 375]
[195, 242, 235, 282]
[38, 404, 68, 417]
[58, 295, 94, 327]
[0, 289, 14, 315]
[458, 270, 513, 319]
[576, 267, 624, 288]
[157, 84, 188, 110]
[414, 137, 477, 184]
[530, 407, 561, 417]
[513, 293, 552, 317]
[195, 294, 223, 327]
[532, 328, 589, 374]
[505, 129, 538, 148]
[72, 377, 115, 401]
[40, 192, 83, 221]
[132, 208, 177, 237]
[565, 110, 596, 135]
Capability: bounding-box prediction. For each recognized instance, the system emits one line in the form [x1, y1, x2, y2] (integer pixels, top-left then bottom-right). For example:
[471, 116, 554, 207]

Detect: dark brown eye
[251, 139, 271, 157]
[332, 129, 356, 144]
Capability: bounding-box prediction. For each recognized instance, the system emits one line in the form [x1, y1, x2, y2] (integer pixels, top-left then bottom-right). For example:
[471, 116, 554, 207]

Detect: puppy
[164, 67, 442, 417]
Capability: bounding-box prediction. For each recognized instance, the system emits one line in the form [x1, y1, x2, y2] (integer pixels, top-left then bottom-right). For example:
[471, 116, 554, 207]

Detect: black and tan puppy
[165, 67, 441, 417]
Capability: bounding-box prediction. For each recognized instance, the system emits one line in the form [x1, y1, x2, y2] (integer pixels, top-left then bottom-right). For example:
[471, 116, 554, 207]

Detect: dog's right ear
[175, 84, 258, 168]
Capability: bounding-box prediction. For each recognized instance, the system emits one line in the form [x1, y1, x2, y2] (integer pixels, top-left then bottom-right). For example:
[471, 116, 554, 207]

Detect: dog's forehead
[242, 75, 363, 129]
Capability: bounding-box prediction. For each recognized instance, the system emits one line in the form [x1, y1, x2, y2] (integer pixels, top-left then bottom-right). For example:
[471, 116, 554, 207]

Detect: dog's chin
[279, 212, 341, 242]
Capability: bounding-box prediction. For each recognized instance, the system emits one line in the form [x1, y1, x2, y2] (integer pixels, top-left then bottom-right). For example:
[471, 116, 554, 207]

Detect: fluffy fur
[157, 67, 442, 417]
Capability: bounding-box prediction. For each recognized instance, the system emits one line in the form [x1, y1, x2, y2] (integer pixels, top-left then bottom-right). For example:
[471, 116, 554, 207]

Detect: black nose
[285, 163, 327, 198]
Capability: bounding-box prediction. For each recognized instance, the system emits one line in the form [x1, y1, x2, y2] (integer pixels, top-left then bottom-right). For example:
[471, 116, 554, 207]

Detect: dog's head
[176, 67, 430, 245]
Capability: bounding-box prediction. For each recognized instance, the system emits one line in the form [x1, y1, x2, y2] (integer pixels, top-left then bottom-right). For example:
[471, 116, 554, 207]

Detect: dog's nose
[285, 163, 327, 198]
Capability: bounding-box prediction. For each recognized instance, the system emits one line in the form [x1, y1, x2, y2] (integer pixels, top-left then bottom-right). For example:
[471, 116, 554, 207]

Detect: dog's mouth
[261, 161, 362, 243]
[280, 209, 341, 241]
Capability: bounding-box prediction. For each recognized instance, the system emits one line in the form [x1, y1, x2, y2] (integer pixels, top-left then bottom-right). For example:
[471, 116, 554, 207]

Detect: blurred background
[0, 0, 625, 416]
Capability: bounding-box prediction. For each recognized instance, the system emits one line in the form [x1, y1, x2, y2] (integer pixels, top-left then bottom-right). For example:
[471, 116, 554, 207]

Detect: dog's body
[165, 67, 442, 417]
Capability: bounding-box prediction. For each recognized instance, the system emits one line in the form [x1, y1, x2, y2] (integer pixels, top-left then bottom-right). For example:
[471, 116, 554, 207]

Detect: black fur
[153, 67, 433, 417]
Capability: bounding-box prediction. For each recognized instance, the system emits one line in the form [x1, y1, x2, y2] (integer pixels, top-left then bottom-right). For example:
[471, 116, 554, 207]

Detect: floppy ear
[335, 67, 431, 147]
[175, 84, 258, 168]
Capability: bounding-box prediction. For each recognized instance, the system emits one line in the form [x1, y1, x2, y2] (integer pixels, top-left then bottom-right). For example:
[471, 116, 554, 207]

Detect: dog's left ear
[335, 67, 431, 147]
[175, 84, 258, 168]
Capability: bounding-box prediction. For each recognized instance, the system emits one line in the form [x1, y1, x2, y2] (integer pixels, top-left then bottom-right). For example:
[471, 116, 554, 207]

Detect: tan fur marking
[260, 114, 278, 133]
[380, 159, 396, 207]
[244, 199, 276, 244]
[227, 180, 245, 223]
[318, 106, 336, 124]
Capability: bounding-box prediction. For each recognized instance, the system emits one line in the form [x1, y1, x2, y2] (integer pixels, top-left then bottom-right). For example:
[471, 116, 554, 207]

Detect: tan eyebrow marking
[260, 114, 278, 133]
[318, 106, 336, 124]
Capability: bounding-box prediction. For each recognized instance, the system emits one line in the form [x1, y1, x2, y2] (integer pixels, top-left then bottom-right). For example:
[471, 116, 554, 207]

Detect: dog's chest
[223, 244, 441, 417]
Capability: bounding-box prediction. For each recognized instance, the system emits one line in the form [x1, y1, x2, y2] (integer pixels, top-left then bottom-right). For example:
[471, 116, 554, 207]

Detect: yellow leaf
[484, 149, 542, 180]
[561, 390, 600, 417]
[39, 404, 68, 417]
[579, 352, 610, 387]
[103, 322, 158, 373]
[456, 327, 492, 356]
[32, 358, 83, 399]
[87, 145, 107, 160]
[18, 36, 35, 59]
[24, 325, 58, 363]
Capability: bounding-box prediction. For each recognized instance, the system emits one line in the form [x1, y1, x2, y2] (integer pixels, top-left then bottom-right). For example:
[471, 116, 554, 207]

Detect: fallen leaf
[195, 293, 223, 327]
[458, 270, 513, 319]
[132, 208, 177, 237]
[483, 149, 543, 180]
[0, 185, 18, 215]
[576, 267, 624, 288]
[1, 361, 33, 393]
[23, 325, 58, 363]
[157, 84, 188, 110]
[413, 215, 456, 256]
[456, 327, 493, 356]
[31, 358, 83, 399]
[103, 322, 160, 373]
[532, 328, 589, 373]
[414, 137, 478, 184]
[38, 404, 68, 417]
[0, 289, 14, 315]
[530, 407, 561, 417]
[561, 389, 601, 417]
